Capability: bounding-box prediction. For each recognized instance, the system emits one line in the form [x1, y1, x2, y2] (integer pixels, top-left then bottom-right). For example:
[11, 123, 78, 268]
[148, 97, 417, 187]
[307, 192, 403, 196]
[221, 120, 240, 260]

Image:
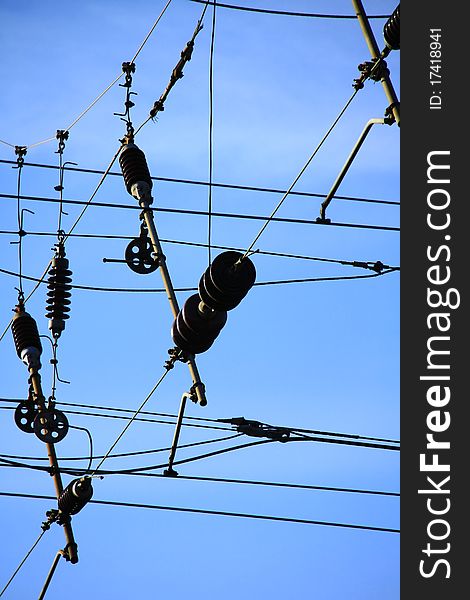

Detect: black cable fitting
[55, 130, 69, 155]
[384, 102, 399, 124]
[315, 216, 331, 224]
[121, 62, 136, 88]
[42, 509, 59, 531]
[14, 146, 27, 168]
[219, 417, 291, 441]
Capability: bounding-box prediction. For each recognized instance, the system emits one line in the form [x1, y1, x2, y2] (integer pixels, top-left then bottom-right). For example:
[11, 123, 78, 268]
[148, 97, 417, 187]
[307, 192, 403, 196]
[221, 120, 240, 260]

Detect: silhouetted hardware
[14, 400, 37, 433]
[119, 142, 153, 195]
[45, 247, 72, 339]
[33, 408, 69, 443]
[198, 251, 256, 311]
[12, 305, 42, 369]
[125, 223, 158, 274]
[218, 417, 291, 441]
[58, 477, 93, 516]
[383, 4, 400, 51]
[171, 294, 227, 355]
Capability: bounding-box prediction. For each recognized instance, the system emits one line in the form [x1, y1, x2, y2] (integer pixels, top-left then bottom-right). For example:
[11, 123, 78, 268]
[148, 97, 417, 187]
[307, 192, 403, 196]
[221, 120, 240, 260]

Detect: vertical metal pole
[139, 200, 207, 406]
[37, 550, 64, 600]
[319, 118, 386, 220]
[351, 0, 400, 126]
[164, 392, 189, 476]
[29, 370, 78, 563]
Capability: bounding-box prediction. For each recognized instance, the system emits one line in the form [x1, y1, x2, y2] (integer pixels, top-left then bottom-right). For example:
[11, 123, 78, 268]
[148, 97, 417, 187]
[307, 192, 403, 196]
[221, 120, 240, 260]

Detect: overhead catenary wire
[91, 358, 179, 475]
[0, 461, 399, 498]
[0, 396, 400, 443]
[0, 193, 399, 232]
[0, 528, 48, 598]
[0, 159, 400, 206]
[189, 1, 390, 20]
[0, 265, 399, 294]
[0, 0, 175, 150]
[207, 0, 216, 264]
[242, 88, 360, 259]
[0, 229, 399, 271]
[0, 432, 243, 462]
[0, 491, 400, 534]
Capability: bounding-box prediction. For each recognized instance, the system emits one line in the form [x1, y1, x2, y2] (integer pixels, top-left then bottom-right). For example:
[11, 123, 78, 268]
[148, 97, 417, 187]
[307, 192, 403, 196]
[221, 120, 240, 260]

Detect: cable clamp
[219, 417, 291, 441]
[55, 130, 69, 155]
[14, 146, 27, 168]
[384, 103, 399, 124]
[42, 509, 59, 531]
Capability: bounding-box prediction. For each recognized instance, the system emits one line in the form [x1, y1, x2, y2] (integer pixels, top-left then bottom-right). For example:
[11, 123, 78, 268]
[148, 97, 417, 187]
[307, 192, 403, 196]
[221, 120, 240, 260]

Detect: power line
[0, 432, 242, 462]
[207, 0, 217, 264]
[0, 229, 399, 271]
[243, 88, 360, 257]
[98, 471, 401, 498]
[0, 529, 47, 598]
[0, 491, 400, 533]
[0, 265, 398, 294]
[0, 397, 400, 443]
[0, 460, 398, 498]
[189, 0, 390, 20]
[0, 193, 399, 232]
[91, 364, 176, 474]
[0, 160, 400, 206]
[0, 0, 174, 150]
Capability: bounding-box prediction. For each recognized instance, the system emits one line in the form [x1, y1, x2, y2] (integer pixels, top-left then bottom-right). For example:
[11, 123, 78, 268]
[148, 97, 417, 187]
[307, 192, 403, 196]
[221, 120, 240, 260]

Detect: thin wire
[0, 159, 400, 206]
[0, 433, 242, 463]
[63, 145, 123, 240]
[207, 0, 216, 264]
[0, 266, 398, 294]
[69, 425, 94, 472]
[243, 88, 359, 258]
[0, 139, 16, 148]
[91, 367, 173, 475]
[0, 529, 47, 597]
[0, 404, 234, 431]
[0, 491, 399, 533]
[0, 229, 398, 270]
[130, 0, 174, 62]
[0, 462, 399, 498]
[127, 471, 400, 497]
[15, 161, 24, 299]
[65, 73, 124, 132]
[189, 1, 390, 19]
[0, 194, 400, 231]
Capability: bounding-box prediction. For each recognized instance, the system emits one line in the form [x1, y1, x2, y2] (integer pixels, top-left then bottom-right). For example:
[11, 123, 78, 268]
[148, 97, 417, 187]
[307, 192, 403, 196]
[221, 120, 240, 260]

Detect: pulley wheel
[209, 251, 256, 300]
[33, 409, 69, 443]
[14, 401, 37, 434]
[125, 237, 158, 275]
[198, 271, 242, 312]
[182, 294, 227, 337]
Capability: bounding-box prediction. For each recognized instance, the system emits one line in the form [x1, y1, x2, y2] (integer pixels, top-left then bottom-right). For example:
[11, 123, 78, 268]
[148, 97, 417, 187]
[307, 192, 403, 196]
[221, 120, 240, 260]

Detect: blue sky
[0, 1, 399, 598]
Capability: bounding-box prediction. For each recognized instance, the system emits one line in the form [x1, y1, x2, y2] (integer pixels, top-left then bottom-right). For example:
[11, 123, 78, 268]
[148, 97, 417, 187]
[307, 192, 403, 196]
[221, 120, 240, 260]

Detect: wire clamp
[219, 417, 291, 441]
[42, 509, 59, 531]
[384, 103, 399, 124]
[55, 130, 69, 155]
[14, 146, 27, 168]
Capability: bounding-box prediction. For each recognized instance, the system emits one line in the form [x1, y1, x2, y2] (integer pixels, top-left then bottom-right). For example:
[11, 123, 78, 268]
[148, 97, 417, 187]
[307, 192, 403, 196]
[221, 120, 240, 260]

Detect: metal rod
[319, 118, 385, 220]
[29, 370, 79, 563]
[164, 392, 189, 475]
[37, 550, 64, 600]
[138, 198, 207, 406]
[351, 0, 400, 126]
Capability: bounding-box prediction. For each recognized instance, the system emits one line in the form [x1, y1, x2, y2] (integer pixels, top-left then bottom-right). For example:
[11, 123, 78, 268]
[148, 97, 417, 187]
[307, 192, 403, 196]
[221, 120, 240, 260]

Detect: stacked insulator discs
[171, 294, 227, 354]
[58, 477, 93, 516]
[119, 143, 153, 194]
[12, 309, 42, 358]
[198, 251, 256, 311]
[45, 256, 72, 338]
[383, 4, 400, 50]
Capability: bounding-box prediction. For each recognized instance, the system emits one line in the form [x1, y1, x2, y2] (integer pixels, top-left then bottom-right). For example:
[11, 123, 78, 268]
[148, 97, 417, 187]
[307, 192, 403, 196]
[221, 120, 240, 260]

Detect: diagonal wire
[91, 366, 174, 475]
[0, 529, 47, 597]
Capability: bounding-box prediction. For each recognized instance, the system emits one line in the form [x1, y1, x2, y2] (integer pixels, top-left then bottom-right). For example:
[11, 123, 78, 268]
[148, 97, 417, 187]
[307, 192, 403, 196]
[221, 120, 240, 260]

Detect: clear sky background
[0, 1, 400, 598]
